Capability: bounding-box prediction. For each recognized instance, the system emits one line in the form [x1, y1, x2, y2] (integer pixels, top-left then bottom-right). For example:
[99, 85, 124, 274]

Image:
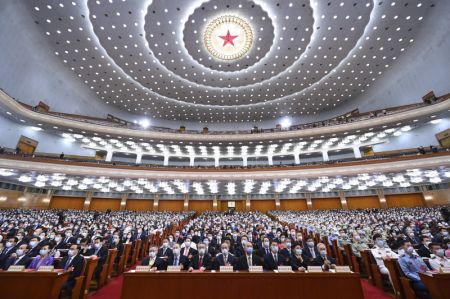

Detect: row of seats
[0, 207, 448, 299]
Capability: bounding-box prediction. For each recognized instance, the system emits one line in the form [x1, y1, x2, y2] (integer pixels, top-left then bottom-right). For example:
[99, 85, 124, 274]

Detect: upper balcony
[0, 88, 449, 143]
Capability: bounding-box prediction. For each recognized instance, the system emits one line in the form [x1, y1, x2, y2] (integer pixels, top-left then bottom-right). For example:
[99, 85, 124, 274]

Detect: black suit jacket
[213, 253, 236, 270]
[313, 255, 336, 266]
[303, 246, 320, 263]
[0, 246, 17, 268]
[189, 254, 212, 270]
[166, 255, 189, 270]
[27, 246, 41, 258]
[279, 248, 293, 262]
[417, 244, 431, 258]
[180, 247, 197, 257]
[235, 253, 261, 271]
[141, 256, 165, 270]
[87, 246, 108, 266]
[290, 255, 308, 271]
[58, 254, 85, 285]
[3, 255, 32, 270]
[263, 253, 287, 270]
[157, 247, 173, 258]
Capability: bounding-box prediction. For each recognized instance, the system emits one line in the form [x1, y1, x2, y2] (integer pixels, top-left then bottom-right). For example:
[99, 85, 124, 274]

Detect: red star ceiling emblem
[219, 30, 238, 46]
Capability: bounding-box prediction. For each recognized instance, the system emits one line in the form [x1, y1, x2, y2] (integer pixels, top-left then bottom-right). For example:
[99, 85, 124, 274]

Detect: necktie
[224, 255, 228, 264]
[199, 256, 203, 268]
[248, 255, 252, 266]
[266, 248, 270, 255]
[174, 257, 178, 266]
[311, 248, 316, 258]
[274, 254, 278, 263]
[64, 258, 72, 270]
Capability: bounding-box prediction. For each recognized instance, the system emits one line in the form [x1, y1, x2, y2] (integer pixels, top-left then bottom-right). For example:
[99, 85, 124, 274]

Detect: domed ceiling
[30, 0, 434, 122]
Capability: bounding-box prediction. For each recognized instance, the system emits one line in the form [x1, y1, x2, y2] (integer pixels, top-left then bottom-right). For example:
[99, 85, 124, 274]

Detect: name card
[220, 266, 234, 272]
[37, 266, 54, 272]
[441, 267, 450, 273]
[7, 265, 25, 272]
[307, 266, 323, 273]
[249, 266, 263, 272]
[135, 266, 150, 272]
[167, 266, 181, 272]
[335, 266, 352, 273]
[277, 266, 293, 273]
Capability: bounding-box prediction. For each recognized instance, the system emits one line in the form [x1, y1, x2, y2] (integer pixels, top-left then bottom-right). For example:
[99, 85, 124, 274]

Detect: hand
[298, 267, 306, 272]
[91, 255, 98, 260]
[188, 267, 193, 272]
[67, 267, 74, 272]
[150, 267, 157, 272]
[200, 267, 206, 271]
[162, 256, 168, 260]
[10, 253, 17, 258]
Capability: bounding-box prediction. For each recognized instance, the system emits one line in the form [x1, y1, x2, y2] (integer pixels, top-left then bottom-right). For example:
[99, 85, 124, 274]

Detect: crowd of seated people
[0, 206, 449, 299]
[269, 207, 449, 299]
[136, 211, 350, 272]
[0, 209, 194, 296]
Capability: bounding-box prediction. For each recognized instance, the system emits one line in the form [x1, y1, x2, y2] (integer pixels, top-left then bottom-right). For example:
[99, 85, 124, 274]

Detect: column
[275, 193, 281, 210]
[213, 195, 218, 211]
[153, 194, 159, 211]
[305, 193, 313, 210]
[105, 150, 114, 162]
[136, 152, 142, 164]
[420, 186, 434, 207]
[242, 156, 248, 167]
[120, 193, 128, 211]
[45, 189, 54, 208]
[189, 156, 195, 167]
[353, 146, 362, 158]
[84, 191, 93, 210]
[268, 155, 273, 166]
[322, 150, 329, 162]
[294, 153, 300, 165]
[376, 189, 387, 209]
[339, 191, 348, 209]
[184, 194, 189, 211]
[214, 156, 220, 167]
[163, 155, 169, 166]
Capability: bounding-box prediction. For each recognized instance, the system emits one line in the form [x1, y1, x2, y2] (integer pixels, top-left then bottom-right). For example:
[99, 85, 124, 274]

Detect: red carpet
[89, 275, 392, 299]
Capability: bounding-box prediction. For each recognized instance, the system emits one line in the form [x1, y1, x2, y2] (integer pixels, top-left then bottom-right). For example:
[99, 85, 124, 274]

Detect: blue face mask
[246, 247, 253, 254]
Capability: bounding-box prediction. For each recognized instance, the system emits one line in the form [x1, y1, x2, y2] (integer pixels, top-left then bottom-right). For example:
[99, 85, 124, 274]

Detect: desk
[0, 271, 69, 299]
[121, 271, 363, 299]
[419, 273, 450, 299]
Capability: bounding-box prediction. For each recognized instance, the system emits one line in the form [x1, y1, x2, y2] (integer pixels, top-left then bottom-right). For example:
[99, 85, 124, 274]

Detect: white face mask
[173, 249, 180, 256]
[30, 241, 38, 247]
[40, 249, 49, 256]
[198, 248, 206, 255]
[222, 248, 229, 255]
[68, 249, 75, 257]
[54, 237, 62, 243]
[149, 252, 156, 258]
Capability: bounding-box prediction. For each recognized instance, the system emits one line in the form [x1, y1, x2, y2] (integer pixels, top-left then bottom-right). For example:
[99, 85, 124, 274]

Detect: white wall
[0, 115, 95, 156]
[373, 118, 450, 152]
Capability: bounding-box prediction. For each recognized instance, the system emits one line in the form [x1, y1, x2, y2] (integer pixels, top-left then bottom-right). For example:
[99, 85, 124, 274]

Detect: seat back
[331, 239, 342, 265]
[71, 275, 85, 299]
[82, 258, 99, 299]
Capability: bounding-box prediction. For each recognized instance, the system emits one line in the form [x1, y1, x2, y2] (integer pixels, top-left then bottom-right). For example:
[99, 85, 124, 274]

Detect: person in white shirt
[370, 234, 398, 276]
[428, 243, 450, 271]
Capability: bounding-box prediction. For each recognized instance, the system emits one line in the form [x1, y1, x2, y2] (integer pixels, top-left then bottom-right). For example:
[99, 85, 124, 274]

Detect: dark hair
[399, 240, 411, 247]
[420, 235, 429, 242]
[372, 233, 382, 241]
[95, 237, 104, 242]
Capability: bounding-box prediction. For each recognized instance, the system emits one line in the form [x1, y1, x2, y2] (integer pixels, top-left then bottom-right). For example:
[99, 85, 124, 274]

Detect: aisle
[89, 274, 393, 299]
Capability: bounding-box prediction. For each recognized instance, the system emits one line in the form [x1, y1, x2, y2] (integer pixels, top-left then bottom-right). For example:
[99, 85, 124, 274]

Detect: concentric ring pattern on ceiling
[30, 0, 433, 122]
